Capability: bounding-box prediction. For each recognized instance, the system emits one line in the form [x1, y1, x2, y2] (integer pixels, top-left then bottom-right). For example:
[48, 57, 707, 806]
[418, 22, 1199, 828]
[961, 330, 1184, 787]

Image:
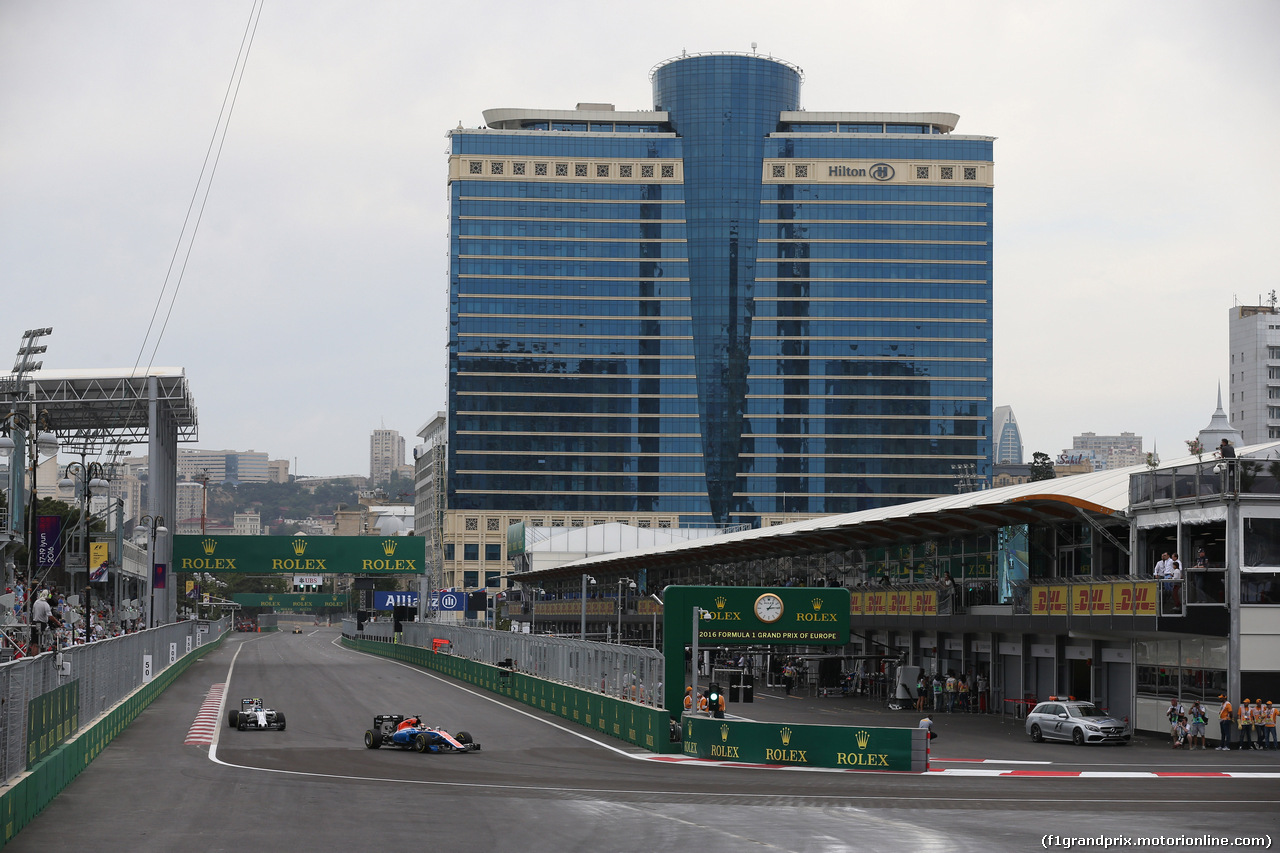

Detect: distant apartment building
[370, 429, 407, 484]
[175, 481, 206, 535]
[1229, 303, 1280, 443]
[1066, 432, 1143, 471]
[413, 413, 447, 585]
[233, 510, 262, 536]
[267, 459, 290, 483]
[177, 449, 271, 484]
[993, 405, 1023, 464]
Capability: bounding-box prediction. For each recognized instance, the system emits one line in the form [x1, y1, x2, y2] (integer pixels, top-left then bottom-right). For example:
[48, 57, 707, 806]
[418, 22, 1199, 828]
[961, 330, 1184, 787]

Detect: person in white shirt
[1154, 552, 1174, 578]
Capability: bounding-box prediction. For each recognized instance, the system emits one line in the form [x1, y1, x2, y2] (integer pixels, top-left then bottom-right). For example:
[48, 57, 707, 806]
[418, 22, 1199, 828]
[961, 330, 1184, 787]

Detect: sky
[2, 0, 1278, 477]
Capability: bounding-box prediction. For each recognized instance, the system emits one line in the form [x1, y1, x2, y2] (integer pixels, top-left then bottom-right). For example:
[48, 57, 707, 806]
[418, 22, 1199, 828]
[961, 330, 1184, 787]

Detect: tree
[1029, 452, 1056, 481]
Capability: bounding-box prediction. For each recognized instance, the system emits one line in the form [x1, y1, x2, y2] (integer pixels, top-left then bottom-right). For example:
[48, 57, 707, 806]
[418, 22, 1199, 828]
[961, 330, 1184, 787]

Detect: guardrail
[0, 618, 228, 785]
[350, 619, 667, 708]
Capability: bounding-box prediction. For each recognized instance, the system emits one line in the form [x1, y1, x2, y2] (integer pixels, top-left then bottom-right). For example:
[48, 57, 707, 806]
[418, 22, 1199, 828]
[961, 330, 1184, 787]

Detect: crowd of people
[4, 581, 145, 657]
[918, 670, 988, 713]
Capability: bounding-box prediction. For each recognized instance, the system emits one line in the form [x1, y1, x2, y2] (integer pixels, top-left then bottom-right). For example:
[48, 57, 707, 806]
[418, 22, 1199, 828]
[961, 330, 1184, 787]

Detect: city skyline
[2, 1, 1276, 476]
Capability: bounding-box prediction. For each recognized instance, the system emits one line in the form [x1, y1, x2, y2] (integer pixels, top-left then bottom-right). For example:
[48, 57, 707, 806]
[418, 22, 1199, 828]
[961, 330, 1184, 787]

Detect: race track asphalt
[6, 626, 1276, 853]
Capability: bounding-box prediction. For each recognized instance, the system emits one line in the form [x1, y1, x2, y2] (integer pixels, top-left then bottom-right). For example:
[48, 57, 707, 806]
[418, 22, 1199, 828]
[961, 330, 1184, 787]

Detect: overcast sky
[2, 0, 1277, 478]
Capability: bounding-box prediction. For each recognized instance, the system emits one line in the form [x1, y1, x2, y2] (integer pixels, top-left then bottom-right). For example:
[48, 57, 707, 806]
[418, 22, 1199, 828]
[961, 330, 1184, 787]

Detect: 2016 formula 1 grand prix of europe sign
[173, 535, 425, 574]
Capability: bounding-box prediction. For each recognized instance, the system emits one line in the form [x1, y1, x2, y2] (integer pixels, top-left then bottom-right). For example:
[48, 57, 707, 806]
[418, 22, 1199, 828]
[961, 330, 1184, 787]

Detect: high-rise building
[369, 429, 406, 484]
[993, 405, 1023, 465]
[446, 51, 994, 531]
[1229, 303, 1280, 443]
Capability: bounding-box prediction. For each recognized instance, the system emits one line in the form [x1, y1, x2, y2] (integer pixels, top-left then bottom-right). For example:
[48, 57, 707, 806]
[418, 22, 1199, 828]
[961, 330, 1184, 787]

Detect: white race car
[228, 697, 286, 731]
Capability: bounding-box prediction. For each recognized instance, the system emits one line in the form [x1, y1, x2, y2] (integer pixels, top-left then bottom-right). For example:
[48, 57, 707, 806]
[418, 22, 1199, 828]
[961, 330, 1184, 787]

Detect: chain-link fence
[346, 620, 666, 709]
[0, 618, 227, 784]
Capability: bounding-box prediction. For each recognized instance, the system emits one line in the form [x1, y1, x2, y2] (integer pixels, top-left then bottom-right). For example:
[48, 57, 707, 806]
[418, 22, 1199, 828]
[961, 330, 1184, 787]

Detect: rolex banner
[681, 715, 924, 772]
[173, 535, 426, 574]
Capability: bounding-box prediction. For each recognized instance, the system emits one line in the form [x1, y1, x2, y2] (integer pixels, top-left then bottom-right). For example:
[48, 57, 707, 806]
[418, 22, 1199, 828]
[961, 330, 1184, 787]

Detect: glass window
[485, 543, 501, 561]
[485, 571, 502, 587]
[463, 571, 479, 587]
[444, 544, 455, 561]
[464, 543, 479, 561]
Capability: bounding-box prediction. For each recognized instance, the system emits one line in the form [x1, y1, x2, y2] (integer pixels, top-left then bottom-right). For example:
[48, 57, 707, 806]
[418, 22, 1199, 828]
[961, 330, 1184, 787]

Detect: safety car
[227, 697, 286, 731]
[362, 713, 480, 753]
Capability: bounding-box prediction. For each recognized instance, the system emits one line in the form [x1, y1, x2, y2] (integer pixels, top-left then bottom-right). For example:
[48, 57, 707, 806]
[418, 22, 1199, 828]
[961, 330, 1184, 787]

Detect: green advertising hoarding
[232, 593, 348, 609]
[173, 535, 425, 574]
[681, 716, 923, 772]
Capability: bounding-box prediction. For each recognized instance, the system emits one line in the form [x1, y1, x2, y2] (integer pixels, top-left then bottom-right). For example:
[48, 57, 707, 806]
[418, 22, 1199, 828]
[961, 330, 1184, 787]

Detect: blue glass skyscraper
[447, 52, 993, 526]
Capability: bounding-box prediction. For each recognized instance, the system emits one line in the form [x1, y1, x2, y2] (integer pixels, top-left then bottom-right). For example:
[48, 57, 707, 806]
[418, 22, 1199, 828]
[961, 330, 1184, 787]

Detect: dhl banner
[912, 590, 937, 617]
[1113, 582, 1158, 616]
[1031, 585, 1068, 616]
[849, 591, 863, 616]
[865, 591, 887, 616]
[1071, 584, 1114, 616]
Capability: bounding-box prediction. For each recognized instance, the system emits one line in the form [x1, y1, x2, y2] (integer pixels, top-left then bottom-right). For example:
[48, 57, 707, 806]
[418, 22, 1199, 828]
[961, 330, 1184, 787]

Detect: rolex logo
[780, 726, 792, 746]
[812, 598, 823, 611]
[382, 539, 398, 556]
[855, 729, 871, 750]
[292, 539, 307, 556]
[201, 538, 217, 555]
[686, 721, 693, 739]
[714, 596, 727, 609]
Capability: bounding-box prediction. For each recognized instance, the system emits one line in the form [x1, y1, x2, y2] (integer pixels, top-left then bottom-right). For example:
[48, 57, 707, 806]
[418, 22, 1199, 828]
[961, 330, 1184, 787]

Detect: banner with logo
[432, 590, 468, 612]
[173, 535, 426, 574]
[682, 715, 923, 772]
[89, 541, 109, 581]
[374, 591, 419, 610]
[35, 515, 62, 569]
[232, 593, 348, 609]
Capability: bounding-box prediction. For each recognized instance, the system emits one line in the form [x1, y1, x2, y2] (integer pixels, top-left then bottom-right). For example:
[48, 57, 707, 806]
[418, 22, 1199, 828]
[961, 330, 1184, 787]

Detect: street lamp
[59, 460, 109, 642]
[615, 577, 636, 643]
[137, 515, 167, 628]
[579, 574, 596, 640]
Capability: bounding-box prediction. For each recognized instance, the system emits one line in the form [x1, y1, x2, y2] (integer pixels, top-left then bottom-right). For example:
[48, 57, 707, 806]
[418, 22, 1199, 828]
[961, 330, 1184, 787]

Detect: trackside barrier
[0, 619, 228, 848]
[679, 715, 928, 772]
[355, 619, 667, 710]
[341, 633, 680, 754]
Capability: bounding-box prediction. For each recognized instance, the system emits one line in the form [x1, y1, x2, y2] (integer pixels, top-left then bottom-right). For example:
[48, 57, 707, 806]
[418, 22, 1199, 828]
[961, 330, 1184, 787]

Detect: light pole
[615, 577, 636, 643]
[650, 593, 663, 649]
[58, 461, 109, 642]
[137, 515, 167, 629]
[690, 607, 711, 711]
[529, 586, 544, 635]
[579, 574, 595, 640]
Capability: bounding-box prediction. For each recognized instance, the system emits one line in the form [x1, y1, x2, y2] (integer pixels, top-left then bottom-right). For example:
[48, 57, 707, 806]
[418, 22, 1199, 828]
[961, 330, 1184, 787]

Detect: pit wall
[342, 636, 680, 754]
[681, 715, 928, 772]
[0, 628, 228, 849]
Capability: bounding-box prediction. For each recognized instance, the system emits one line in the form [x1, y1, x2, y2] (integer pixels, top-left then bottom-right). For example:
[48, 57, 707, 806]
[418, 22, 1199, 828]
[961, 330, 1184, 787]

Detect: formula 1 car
[362, 714, 480, 753]
[228, 697, 286, 731]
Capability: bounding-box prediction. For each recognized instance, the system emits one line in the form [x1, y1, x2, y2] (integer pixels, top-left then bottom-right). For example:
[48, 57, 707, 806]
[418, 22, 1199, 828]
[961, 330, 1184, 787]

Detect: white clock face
[754, 593, 784, 623]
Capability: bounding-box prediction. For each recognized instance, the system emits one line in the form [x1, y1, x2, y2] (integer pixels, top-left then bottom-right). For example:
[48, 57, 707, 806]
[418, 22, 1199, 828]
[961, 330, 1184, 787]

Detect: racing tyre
[1030, 724, 1043, 743]
[414, 733, 429, 753]
[456, 731, 473, 745]
[364, 729, 380, 749]
[237, 714, 246, 731]
[275, 712, 286, 731]
[1072, 728, 1084, 746]
[228, 711, 239, 728]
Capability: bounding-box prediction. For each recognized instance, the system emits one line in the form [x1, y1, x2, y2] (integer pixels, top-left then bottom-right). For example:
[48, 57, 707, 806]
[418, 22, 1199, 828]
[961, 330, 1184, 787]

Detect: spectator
[958, 674, 970, 712]
[1263, 701, 1277, 750]
[1154, 552, 1173, 578]
[1218, 695, 1234, 750]
[1237, 699, 1256, 750]
[1165, 697, 1185, 744]
[932, 673, 944, 711]
[1188, 701, 1208, 750]
[1171, 715, 1189, 749]
[919, 715, 936, 740]
[976, 672, 989, 713]
[916, 674, 927, 712]
[945, 671, 958, 713]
